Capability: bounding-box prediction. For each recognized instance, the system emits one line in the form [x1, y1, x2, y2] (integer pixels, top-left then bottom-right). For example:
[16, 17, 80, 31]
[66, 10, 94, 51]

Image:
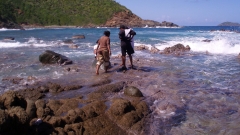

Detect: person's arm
[119, 30, 125, 41]
[96, 42, 100, 56]
[107, 38, 111, 56]
[129, 30, 136, 40]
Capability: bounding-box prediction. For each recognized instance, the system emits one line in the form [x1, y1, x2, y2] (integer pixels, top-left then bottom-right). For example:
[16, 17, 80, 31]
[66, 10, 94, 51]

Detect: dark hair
[96, 39, 99, 43]
[104, 31, 110, 37]
[119, 25, 125, 29]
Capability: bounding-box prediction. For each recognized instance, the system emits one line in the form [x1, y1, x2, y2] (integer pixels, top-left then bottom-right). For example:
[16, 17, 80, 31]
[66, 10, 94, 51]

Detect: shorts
[121, 42, 134, 56]
[96, 50, 110, 65]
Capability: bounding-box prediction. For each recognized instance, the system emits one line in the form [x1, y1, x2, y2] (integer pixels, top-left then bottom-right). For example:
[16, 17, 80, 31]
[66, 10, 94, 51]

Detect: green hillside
[0, 0, 128, 26]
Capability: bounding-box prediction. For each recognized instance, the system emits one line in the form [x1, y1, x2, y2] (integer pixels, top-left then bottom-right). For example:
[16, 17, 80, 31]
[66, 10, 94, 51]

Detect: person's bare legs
[96, 64, 100, 75]
[129, 54, 133, 68]
[104, 66, 108, 73]
[121, 55, 126, 67]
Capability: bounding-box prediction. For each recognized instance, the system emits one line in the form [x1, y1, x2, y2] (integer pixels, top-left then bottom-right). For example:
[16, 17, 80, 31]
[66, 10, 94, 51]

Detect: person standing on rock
[95, 31, 111, 75]
[118, 25, 136, 70]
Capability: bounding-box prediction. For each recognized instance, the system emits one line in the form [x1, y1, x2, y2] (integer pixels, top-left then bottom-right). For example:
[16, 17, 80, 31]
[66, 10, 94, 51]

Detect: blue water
[0, 26, 240, 91]
[1, 26, 240, 134]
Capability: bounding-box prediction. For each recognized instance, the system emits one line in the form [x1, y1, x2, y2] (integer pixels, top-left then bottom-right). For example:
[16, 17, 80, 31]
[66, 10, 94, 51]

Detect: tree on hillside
[0, 0, 16, 22]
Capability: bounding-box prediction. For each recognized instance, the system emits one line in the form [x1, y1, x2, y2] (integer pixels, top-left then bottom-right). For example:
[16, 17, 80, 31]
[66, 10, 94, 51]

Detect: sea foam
[153, 32, 240, 54]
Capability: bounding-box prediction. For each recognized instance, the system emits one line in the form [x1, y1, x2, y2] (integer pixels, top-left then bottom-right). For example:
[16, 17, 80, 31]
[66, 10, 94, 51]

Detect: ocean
[1, 26, 240, 134]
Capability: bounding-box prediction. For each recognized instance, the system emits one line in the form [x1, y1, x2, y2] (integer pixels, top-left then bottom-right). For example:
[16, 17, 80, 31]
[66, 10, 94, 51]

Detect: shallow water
[1, 26, 240, 134]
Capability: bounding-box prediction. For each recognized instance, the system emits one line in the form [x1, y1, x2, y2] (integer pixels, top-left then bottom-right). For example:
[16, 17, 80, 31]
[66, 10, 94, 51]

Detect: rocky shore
[0, 46, 189, 135]
[0, 20, 24, 30]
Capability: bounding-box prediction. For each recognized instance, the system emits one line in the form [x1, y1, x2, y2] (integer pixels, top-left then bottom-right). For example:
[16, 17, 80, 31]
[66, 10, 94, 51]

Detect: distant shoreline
[21, 25, 181, 29]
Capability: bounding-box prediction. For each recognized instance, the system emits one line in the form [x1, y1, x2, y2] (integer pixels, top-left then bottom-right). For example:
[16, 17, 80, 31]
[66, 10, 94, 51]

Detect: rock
[83, 115, 126, 135]
[39, 50, 72, 65]
[90, 78, 112, 87]
[135, 45, 149, 51]
[17, 88, 45, 101]
[0, 91, 27, 109]
[36, 107, 45, 118]
[163, 43, 191, 54]
[150, 46, 160, 53]
[2, 77, 24, 84]
[0, 109, 10, 132]
[119, 111, 140, 128]
[69, 44, 78, 49]
[80, 101, 106, 120]
[8, 107, 29, 124]
[95, 81, 125, 93]
[108, 98, 133, 117]
[63, 39, 73, 44]
[47, 116, 63, 127]
[48, 83, 64, 93]
[63, 85, 82, 91]
[0, 21, 24, 30]
[35, 99, 46, 108]
[3, 37, 15, 41]
[46, 100, 63, 115]
[62, 110, 81, 124]
[135, 101, 151, 118]
[26, 99, 37, 119]
[124, 86, 143, 97]
[88, 82, 125, 100]
[202, 39, 212, 42]
[72, 35, 85, 39]
[55, 99, 79, 116]
[64, 123, 83, 135]
[55, 127, 66, 135]
[186, 45, 191, 50]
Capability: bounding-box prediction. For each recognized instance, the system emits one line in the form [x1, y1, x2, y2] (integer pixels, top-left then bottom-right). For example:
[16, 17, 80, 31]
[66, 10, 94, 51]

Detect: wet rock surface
[162, 43, 191, 54]
[1, 52, 237, 135]
[72, 35, 85, 39]
[124, 86, 143, 97]
[3, 37, 15, 41]
[0, 21, 24, 30]
[39, 50, 73, 65]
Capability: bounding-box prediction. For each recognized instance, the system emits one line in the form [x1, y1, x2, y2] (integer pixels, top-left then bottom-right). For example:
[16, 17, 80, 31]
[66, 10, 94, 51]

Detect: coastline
[1, 26, 240, 134]
[20, 24, 180, 29]
[0, 56, 173, 135]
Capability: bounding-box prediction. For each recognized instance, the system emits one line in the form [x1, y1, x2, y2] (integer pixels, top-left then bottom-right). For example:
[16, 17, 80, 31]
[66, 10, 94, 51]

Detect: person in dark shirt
[118, 25, 136, 70]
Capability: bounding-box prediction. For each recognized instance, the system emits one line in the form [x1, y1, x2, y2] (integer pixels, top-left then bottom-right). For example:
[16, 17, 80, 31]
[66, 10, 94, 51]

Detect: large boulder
[163, 43, 191, 54]
[0, 91, 27, 109]
[39, 50, 72, 65]
[108, 98, 133, 117]
[135, 45, 149, 51]
[8, 106, 29, 125]
[124, 86, 143, 97]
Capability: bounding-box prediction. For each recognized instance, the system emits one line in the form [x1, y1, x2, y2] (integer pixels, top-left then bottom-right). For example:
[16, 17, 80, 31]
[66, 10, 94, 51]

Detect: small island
[218, 22, 240, 26]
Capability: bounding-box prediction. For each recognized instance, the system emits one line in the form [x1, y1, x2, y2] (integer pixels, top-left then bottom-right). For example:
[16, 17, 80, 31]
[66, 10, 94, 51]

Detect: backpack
[125, 28, 136, 41]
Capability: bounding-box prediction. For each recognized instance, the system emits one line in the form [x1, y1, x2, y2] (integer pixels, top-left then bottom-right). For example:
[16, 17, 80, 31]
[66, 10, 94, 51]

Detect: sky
[115, 0, 240, 26]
